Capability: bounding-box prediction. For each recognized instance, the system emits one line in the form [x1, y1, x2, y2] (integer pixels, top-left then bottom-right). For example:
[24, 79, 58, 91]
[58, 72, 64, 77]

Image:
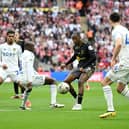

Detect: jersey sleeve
[0, 45, 3, 67]
[17, 46, 22, 70]
[112, 31, 123, 44]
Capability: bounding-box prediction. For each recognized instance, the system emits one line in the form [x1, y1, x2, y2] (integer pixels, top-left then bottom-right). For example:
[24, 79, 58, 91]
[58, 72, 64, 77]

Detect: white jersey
[21, 50, 35, 82]
[18, 50, 45, 86]
[0, 42, 22, 71]
[112, 25, 129, 66]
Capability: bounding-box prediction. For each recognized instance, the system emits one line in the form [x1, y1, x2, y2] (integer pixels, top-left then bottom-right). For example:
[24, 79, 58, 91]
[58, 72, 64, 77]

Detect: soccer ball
[58, 82, 70, 94]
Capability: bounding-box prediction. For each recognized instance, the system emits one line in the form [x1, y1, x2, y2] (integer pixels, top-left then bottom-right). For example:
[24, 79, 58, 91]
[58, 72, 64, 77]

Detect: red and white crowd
[0, 0, 129, 71]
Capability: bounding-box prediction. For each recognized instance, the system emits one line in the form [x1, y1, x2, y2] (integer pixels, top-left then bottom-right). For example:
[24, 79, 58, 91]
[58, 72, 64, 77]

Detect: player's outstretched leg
[20, 89, 32, 110]
[50, 84, 64, 108]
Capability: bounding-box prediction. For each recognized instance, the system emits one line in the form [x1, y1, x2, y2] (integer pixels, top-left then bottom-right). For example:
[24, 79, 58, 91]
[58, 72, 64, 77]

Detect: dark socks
[77, 94, 83, 104]
[14, 82, 19, 95]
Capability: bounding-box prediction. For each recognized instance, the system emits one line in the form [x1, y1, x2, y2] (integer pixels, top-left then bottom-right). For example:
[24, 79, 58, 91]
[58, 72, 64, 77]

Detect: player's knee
[51, 79, 56, 85]
[64, 80, 71, 85]
[117, 84, 126, 94]
[27, 88, 32, 93]
[0, 78, 3, 85]
[101, 77, 112, 87]
[100, 80, 105, 86]
[78, 79, 85, 85]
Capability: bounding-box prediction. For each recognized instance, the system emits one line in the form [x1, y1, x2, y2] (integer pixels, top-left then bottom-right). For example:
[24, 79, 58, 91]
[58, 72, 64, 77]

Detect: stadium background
[1, 0, 129, 82]
[0, 1, 129, 129]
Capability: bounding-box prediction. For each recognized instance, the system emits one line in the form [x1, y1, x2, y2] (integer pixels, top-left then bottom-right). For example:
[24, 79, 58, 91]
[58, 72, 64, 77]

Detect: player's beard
[8, 41, 13, 45]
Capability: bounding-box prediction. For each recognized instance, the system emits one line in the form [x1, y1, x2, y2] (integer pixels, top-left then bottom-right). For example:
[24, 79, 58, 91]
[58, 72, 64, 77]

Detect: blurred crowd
[0, 0, 55, 7]
[0, 0, 129, 72]
[0, 5, 83, 71]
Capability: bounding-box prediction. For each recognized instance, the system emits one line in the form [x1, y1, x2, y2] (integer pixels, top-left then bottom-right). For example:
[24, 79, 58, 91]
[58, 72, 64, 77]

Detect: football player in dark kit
[62, 33, 96, 110]
[11, 32, 25, 99]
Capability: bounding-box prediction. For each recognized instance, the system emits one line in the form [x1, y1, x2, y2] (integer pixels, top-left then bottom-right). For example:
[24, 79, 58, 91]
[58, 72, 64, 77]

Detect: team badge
[13, 48, 16, 51]
[88, 45, 93, 50]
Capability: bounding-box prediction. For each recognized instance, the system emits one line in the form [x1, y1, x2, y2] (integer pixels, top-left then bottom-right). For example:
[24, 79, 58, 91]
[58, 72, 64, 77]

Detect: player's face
[72, 36, 80, 45]
[15, 32, 19, 42]
[7, 33, 15, 44]
[109, 19, 113, 27]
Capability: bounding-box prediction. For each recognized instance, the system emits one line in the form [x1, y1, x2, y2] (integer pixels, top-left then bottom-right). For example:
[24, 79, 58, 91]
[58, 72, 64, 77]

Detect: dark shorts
[70, 66, 95, 79]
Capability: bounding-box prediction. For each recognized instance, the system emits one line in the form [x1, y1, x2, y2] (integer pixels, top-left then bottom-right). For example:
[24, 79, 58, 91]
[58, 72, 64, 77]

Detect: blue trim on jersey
[125, 33, 129, 44]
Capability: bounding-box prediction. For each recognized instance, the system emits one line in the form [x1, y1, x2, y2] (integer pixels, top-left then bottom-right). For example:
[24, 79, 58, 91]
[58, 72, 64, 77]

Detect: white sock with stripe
[50, 84, 57, 104]
[103, 85, 115, 111]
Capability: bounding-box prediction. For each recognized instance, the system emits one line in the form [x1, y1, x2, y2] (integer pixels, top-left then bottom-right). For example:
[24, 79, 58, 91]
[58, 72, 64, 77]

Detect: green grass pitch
[0, 82, 129, 129]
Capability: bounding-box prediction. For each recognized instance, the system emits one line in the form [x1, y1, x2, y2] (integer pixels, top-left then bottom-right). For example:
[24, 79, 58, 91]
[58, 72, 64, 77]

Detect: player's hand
[61, 64, 66, 69]
[111, 59, 117, 67]
[2, 64, 8, 70]
[79, 67, 85, 72]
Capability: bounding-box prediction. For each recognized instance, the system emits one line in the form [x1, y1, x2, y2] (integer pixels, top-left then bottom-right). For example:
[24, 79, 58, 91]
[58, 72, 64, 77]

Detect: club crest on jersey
[81, 50, 84, 54]
[13, 48, 16, 51]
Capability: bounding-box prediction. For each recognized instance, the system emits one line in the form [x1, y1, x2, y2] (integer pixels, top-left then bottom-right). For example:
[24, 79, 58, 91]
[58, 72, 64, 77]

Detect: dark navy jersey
[66, 42, 96, 68]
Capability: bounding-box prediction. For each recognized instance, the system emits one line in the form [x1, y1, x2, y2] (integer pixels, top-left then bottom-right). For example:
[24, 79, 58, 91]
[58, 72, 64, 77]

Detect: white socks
[103, 85, 115, 111]
[121, 85, 129, 98]
[21, 90, 29, 107]
[50, 84, 57, 104]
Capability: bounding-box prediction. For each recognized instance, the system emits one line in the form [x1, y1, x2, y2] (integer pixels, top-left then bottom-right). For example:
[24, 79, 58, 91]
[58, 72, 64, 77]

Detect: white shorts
[17, 73, 46, 87]
[106, 63, 129, 84]
[0, 68, 18, 82]
[32, 75, 46, 87]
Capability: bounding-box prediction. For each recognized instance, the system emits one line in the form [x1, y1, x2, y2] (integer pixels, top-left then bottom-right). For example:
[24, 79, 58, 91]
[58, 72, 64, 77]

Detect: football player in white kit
[17, 41, 64, 110]
[0, 30, 22, 85]
[99, 12, 129, 118]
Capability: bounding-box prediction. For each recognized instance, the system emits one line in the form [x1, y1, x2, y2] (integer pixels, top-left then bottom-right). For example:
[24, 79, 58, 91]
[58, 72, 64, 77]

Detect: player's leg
[0, 76, 4, 85]
[44, 77, 64, 108]
[64, 69, 80, 99]
[20, 87, 32, 110]
[11, 82, 20, 99]
[99, 69, 117, 118]
[72, 67, 94, 110]
[100, 67, 129, 118]
[71, 73, 86, 110]
[99, 76, 116, 118]
[0, 68, 7, 85]
[117, 73, 129, 98]
[20, 86, 25, 98]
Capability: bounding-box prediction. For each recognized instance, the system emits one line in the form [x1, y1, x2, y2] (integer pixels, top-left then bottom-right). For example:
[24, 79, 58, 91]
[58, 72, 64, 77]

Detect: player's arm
[0, 46, 2, 67]
[0, 46, 7, 69]
[65, 54, 76, 66]
[18, 46, 22, 70]
[61, 54, 76, 68]
[111, 34, 122, 67]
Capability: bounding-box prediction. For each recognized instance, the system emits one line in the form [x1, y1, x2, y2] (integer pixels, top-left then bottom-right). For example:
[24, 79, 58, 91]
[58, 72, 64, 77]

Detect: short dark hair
[24, 41, 35, 52]
[110, 12, 121, 22]
[71, 32, 80, 39]
[7, 30, 15, 35]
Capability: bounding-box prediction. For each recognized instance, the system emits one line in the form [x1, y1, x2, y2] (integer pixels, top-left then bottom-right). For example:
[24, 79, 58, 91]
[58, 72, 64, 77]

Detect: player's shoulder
[0, 42, 7, 48]
[113, 25, 127, 33]
[82, 40, 94, 50]
[14, 43, 20, 47]
[14, 43, 22, 49]
[23, 50, 34, 56]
